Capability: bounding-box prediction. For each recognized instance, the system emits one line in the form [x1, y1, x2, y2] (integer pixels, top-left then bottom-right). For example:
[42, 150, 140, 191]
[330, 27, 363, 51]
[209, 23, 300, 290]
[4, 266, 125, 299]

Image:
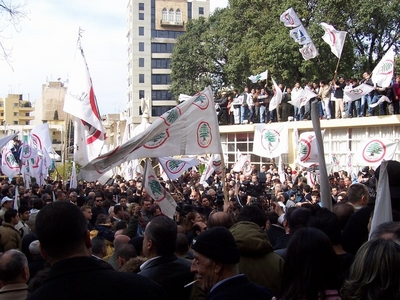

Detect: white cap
[1, 196, 13, 206]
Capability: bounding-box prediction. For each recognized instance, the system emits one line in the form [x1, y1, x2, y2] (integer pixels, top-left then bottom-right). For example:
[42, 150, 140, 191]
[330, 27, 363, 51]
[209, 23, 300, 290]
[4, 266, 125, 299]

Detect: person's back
[27, 201, 165, 300]
[139, 215, 193, 300]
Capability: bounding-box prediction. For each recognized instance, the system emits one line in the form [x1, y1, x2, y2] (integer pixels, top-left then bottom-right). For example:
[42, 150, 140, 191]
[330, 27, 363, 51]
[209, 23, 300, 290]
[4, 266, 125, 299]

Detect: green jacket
[230, 221, 284, 296]
[0, 222, 22, 251]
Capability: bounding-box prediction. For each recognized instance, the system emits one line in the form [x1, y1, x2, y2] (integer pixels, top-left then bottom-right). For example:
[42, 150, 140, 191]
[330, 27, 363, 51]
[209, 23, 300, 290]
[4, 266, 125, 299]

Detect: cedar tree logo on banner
[243, 159, 251, 174]
[193, 93, 210, 110]
[4, 149, 19, 170]
[166, 160, 186, 174]
[376, 59, 394, 76]
[349, 88, 366, 96]
[298, 139, 312, 162]
[197, 122, 212, 148]
[261, 129, 280, 153]
[308, 164, 319, 186]
[144, 130, 169, 149]
[161, 107, 182, 126]
[282, 12, 295, 26]
[300, 44, 316, 60]
[362, 139, 386, 164]
[147, 175, 166, 202]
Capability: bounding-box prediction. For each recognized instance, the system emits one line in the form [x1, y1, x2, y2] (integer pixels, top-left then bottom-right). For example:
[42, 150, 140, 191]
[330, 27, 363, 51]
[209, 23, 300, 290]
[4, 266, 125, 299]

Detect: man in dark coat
[191, 226, 274, 300]
[27, 202, 165, 300]
[139, 216, 193, 300]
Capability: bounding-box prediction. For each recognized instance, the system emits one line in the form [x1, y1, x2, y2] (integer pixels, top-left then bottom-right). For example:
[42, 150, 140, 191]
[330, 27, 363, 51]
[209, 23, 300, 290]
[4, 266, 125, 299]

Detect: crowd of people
[0, 158, 399, 299]
[215, 73, 400, 125]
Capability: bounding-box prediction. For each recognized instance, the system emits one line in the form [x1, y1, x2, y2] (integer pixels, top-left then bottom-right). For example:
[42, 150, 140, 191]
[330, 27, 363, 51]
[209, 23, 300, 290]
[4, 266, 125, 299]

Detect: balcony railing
[160, 20, 184, 27]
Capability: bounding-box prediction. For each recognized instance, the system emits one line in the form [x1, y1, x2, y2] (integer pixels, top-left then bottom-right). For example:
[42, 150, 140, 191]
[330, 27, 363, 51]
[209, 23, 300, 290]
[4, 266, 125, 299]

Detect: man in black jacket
[139, 216, 193, 300]
[27, 201, 165, 300]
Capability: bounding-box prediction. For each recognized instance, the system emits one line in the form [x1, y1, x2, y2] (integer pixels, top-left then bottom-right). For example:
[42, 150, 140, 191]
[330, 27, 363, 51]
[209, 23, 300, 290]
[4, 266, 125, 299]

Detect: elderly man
[0, 249, 30, 300]
[27, 202, 165, 300]
[191, 227, 274, 299]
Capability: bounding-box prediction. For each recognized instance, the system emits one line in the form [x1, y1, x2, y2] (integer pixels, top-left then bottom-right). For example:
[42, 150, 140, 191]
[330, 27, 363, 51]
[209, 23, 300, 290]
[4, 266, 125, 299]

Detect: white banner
[320, 22, 347, 58]
[357, 138, 398, 166]
[371, 48, 395, 88]
[280, 7, 302, 27]
[253, 123, 289, 158]
[80, 86, 222, 182]
[143, 158, 177, 219]
[158, 157, 199, 180]
[299, 42, 319, 60]
[343, 83, 375, 102]
[269, 78, 283, 111]
[289, 25, 312, 45]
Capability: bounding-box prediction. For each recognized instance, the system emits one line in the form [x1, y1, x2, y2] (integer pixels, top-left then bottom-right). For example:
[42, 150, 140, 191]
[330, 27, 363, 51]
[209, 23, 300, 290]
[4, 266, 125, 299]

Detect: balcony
[160, 20, 184, 27]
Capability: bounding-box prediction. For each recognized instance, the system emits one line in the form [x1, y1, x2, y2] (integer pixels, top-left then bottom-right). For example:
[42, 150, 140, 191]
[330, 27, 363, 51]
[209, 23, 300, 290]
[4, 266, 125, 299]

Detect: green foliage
[170, 0, 400, 96]
[55, 161, 81, 182]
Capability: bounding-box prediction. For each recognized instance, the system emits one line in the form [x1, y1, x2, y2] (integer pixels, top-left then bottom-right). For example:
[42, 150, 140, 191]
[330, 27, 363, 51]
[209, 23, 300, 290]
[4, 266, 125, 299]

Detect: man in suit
[139, 215, 193, 300]
[191, 226, 274, 300]
[27, 201, 165, 300]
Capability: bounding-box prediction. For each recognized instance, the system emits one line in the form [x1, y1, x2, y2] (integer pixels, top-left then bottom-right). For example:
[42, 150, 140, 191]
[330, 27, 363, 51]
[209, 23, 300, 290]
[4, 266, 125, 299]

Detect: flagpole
[220, 152, 229, 208]
[332, 57, 341, 83]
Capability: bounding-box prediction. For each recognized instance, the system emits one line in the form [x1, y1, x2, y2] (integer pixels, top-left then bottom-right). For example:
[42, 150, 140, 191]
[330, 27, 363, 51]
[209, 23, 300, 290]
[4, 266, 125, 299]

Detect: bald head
[0, 250, 29, 284]
[208, 211, 234, 229]
[113, 234, 130, 249]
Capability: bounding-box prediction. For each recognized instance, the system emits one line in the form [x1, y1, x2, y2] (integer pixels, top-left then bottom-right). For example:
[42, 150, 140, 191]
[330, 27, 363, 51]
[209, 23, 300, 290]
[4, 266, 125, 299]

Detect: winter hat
[191, 227, 240, 264]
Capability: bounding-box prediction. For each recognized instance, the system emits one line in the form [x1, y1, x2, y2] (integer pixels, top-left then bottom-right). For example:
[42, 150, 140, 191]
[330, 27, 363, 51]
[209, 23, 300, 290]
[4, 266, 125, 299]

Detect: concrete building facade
[0, 94, 34, 127]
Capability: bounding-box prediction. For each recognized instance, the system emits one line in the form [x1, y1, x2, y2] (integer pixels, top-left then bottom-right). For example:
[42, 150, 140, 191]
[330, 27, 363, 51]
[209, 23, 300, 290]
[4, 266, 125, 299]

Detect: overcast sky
[0, 0, 228, 115]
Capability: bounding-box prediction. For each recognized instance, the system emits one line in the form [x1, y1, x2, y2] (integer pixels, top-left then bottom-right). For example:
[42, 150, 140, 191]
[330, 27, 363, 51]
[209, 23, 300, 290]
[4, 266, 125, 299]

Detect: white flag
[369, 160, 392, 239]
[346, 151, 353, 177]
[63, 38, 106, 164]
[299, 42, 319, 60]
[31, 123, 57, 161]
[278, 155, 286, 183]
[248, 70, 268, 83]
[199, 154, 222, 186]
[253, 123, 289, 158]
[369, 95, 392, 108]
[143, 158, 177, 219]
[289, 25, 312, 45]
[298, 130, 325, 163]
[289, 88, 317, 108]
[70, 161, 78, 189]
[1, 147, 20, 178]
[280, 7, 302, 27]
[0, 133, 18, 150]
[320, 22, 347, 58]
[343, 83, 375, 102]
[269, 78, 283, 111]
[14, 185, 19, 210]
[357, 138, 398, 167]
[158, 157, 199, 180]
[80, 86, 222, 182]
[371, 48, 395, 88]
[232, 154, 252, 176]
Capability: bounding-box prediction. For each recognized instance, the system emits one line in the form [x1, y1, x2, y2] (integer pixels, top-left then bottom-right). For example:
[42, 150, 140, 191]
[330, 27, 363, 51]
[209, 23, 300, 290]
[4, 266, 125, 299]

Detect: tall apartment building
[126, 0, 210, 134]
[0, 94, 34, 126]
[33, 81, 67, 125]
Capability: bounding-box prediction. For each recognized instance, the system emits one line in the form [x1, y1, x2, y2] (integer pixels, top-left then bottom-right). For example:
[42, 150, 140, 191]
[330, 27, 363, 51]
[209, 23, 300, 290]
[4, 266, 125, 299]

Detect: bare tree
[0, 0, 28, 66]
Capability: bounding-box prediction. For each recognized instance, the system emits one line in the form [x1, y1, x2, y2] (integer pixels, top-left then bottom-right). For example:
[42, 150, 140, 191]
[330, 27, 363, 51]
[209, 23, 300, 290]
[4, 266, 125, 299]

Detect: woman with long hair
[280, 227, 341, 300]
[341, 238, 400, 300]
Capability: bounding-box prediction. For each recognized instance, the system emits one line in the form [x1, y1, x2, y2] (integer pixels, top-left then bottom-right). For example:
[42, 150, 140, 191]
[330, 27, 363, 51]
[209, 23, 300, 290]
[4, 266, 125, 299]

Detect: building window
[139, 42, 144, 51]
[139, 27, 144, 36]
[139, 90, 145, 99]
[139, 74, 145, 83]
[169, 8, 174, 22]
[13, 112, 18, 116]
[176, 9, 182, 23]
[139, 3, 144, 10]
[139, 58, 144, 67]
[151, 58, 171, 69]
[152, 90, 175, 100]
[152, 106, 175, 117]
[151, 43, 175, 53]
[162, 8, 168, 22]
[199, 7, 204, 15]
[139, 12, 144, 20]
[151, 74, 172, 85]
[13, 121, 18, 125]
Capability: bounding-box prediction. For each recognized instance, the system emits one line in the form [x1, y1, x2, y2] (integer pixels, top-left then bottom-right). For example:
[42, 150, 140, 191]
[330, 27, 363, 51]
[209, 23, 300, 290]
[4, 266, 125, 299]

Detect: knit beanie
[191, 227, 240, 264]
